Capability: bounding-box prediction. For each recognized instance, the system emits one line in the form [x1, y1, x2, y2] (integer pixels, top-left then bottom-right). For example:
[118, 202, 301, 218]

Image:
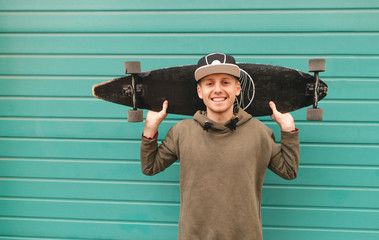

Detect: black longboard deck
[93, 63, 328, 117]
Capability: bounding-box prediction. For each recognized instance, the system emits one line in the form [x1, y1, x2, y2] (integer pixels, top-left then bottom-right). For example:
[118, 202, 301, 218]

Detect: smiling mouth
[211, 97, 227, 102]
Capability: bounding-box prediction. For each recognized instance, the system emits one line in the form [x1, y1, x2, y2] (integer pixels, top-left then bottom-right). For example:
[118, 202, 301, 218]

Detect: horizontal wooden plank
[0, 179, 180, 203]
[0, 237, 75, 240]
[262, 207, 379, 230]
[1, 199, 378, 230]
[1, 159, 378, 188]
[0, 218, 377, 240]
[1, 0, 378, 11]
[0, 98, 126, 119]
[0, 76, 108, 97]
[0, 218, 178, 240]
[1, 98, 377, 122]
[1, 119, 378, 144]
[0, 160, 180, 183]
[269, 122, 379, 144]
[261, 186, 379, 209]
[0, 118, 149, 140]
[0, 139, 141, 161]
[1, 33, 378, 55]
[300, 144, 379, 166]
[1, 77, 378, 100]
[0, 238, 78, 240]
[0, 179, 378, 208]
[283, 101, 379, 122]
[264, 166, 379, 188]
[0, 139, 378, 166]
[323, 79, 379, 100]
[0, 231, 375, 240]
[262, 227, 379, 240]
[0, 56, 377, 78]
[0, 10, 378, 33]
[0, 198, 180, 223]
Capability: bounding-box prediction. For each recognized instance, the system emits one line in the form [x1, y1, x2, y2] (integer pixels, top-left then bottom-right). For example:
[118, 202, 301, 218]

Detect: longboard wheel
[124, 61, 141, 74]
[308, 59, 326, 72]
[306, 108, 324, 121]
[127, 109, 144, 122]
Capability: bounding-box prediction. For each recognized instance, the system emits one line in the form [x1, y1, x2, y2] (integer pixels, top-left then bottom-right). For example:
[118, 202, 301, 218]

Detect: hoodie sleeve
[267, 130, 300, 180]
[140, 126, 178, 176]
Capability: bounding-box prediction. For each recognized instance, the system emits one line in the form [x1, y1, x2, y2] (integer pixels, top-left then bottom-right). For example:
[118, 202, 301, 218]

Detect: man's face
[197, 73, 241, 117]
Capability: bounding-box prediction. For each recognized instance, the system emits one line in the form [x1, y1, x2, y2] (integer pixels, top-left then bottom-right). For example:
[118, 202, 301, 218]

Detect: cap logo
[211, 60, 222, 65]
[205, 52, 226, 65]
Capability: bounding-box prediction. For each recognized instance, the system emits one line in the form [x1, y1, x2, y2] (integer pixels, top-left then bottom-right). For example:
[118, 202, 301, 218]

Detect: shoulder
[242, 117, 274, 137]
[169, 118, 198, 135]
[237, 109, 269, 130]
[173, 118, 197, 128]
[247, 117, 271, 129]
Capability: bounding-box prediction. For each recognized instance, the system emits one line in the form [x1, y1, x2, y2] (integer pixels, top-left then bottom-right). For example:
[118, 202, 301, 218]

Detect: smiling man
[140, 53, 300, 240]
[196, 73, 241, 124]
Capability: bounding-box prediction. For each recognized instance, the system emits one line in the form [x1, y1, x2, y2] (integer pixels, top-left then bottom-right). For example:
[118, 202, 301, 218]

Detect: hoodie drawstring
[202, 116, 240, 132]
[225, 116, 239, 131]
[203, 121, 213, 132]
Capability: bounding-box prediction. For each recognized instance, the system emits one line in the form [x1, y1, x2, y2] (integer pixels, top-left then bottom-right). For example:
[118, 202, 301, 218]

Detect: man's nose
[214, 82, 222, 92]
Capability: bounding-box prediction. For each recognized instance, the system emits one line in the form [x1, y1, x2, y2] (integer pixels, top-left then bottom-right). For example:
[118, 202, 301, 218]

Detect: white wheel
[308, 59, 326, 72]
[127, 109, 144, 122]
[306, 108, 323, 121]
[124, 61, 141, 74]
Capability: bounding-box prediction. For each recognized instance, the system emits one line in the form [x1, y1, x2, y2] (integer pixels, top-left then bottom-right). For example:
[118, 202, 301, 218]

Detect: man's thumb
[269, 101, 278, 114]
[162, 100, 168, 113]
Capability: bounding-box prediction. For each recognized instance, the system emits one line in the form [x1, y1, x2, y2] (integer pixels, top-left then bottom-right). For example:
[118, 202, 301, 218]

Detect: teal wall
[0, 0, 378, 239]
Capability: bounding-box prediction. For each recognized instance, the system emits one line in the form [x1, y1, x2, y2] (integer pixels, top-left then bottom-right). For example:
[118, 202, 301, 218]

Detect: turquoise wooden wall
[0, 0, 378, 239]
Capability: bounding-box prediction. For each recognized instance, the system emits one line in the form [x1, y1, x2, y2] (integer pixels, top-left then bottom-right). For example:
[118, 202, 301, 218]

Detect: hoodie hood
[193, 108, 252, 132]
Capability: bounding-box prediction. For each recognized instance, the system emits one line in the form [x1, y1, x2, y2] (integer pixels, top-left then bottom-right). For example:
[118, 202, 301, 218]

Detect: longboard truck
[124, 61, 144, 122]
[307, 59, 327, 121]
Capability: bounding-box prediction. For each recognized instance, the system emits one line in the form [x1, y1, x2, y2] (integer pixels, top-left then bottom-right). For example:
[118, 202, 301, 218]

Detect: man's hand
[143, 100, 168, 138]
[269, 101, 296, 132]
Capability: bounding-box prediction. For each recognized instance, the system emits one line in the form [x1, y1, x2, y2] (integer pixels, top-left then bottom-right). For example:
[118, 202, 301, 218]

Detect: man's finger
[269, 101, 278, 114]
[162, 100, 168, 113]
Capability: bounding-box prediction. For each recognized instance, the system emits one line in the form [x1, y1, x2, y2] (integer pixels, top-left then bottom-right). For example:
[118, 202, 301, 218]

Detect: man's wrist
[282, 127, 298, 133]
[143, 123, 159, 139]
[142, 132, 158, 140]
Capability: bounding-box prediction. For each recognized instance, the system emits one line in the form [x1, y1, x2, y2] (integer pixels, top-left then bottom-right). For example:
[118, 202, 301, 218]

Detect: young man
[140, 53, 299, 240]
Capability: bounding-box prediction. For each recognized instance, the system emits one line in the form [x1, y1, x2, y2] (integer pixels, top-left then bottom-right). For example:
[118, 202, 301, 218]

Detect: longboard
[93, 61, 328, 120]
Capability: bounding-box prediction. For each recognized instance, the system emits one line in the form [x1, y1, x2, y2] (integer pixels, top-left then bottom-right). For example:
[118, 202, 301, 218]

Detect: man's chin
[206, 106, 234, 115]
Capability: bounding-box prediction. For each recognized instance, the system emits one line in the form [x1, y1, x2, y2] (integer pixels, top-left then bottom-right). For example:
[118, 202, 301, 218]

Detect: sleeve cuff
[142, 132, 158, 140]
[281, 128, 299, 144]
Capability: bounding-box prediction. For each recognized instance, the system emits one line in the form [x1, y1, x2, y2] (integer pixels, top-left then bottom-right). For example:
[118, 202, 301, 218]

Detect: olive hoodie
[140, 108, 300, 240]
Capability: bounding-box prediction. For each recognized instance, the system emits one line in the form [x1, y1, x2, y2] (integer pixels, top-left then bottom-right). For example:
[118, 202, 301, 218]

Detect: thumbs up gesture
[269, 101, 296, 132]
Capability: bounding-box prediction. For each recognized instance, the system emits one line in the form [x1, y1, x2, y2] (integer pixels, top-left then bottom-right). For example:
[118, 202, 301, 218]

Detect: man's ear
[236, 81, 241, 96]
[197, 85, 203, 99]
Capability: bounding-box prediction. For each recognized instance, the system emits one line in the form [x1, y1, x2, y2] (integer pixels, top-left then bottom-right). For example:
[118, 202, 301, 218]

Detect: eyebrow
[203, 76, 234, 81]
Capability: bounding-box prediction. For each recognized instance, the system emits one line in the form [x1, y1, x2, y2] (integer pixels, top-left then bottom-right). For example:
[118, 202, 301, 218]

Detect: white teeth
[212, 97, 226, 102]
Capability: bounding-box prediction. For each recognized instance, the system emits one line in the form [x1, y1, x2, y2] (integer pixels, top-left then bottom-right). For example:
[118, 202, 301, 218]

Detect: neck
[206, 109, 235, 125]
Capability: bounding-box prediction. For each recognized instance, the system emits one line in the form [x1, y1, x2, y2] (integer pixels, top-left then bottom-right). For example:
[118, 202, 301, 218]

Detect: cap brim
[194, 64, 240, 81]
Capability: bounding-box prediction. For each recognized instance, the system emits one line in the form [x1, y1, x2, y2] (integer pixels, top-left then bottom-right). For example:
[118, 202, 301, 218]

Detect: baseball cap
[194, 52, 241, 81]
